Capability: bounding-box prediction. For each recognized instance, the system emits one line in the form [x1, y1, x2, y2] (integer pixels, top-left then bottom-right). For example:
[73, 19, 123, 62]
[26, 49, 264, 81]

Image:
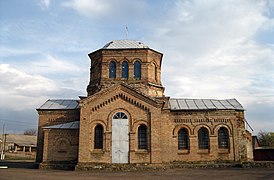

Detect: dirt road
[1, 167, 274, 180]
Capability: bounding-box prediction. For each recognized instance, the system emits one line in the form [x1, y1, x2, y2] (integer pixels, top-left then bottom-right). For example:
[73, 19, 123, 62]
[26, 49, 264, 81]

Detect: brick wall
[36, 109, 80, 162]
[43, 129, 79, 162]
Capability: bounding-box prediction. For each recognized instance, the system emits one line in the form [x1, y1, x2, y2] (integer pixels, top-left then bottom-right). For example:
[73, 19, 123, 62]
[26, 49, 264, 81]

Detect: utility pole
[1, 124, 5, 160]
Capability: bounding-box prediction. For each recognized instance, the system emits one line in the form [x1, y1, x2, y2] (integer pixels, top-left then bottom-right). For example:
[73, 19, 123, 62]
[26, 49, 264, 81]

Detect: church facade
[36, 40, 253, 167]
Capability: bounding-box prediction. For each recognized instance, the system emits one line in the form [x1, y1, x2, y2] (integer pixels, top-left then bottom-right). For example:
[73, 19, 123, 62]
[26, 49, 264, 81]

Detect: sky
[0, 0, 274, 135]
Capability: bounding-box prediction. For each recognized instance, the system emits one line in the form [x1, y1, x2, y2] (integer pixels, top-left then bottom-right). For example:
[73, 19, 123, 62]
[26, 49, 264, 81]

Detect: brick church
[36, 40, 253, 168]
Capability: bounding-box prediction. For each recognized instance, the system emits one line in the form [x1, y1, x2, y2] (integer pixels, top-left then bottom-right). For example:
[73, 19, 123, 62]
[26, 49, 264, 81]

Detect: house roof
[43, 121, 79, 129]
[168, 98, 244, 110]
[37, 99, 79, 110]
[0, 134, 37, 147]
[102, 40, 149, 49]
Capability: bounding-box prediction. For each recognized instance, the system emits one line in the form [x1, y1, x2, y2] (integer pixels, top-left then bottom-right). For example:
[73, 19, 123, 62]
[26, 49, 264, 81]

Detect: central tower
[87, 40, 164, 97]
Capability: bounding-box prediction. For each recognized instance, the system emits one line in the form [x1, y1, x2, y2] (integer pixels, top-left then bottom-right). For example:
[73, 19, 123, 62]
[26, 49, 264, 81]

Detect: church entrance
[111, 112, 129, 163]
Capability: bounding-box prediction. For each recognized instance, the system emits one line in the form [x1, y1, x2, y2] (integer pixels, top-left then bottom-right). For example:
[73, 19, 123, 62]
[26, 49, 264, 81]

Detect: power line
[0, 118, 37, 126]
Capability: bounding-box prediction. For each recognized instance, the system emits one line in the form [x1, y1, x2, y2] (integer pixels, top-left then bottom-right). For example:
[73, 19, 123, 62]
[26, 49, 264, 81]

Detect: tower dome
[102, 40, 149, 49]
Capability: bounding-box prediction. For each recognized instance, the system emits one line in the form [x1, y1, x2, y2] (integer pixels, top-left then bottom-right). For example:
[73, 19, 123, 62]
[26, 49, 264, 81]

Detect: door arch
[112, 112, 129, 163]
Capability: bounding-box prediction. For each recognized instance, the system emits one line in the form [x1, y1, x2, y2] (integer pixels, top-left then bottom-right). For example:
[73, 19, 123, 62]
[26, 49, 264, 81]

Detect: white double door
[112, 118, 129, 163]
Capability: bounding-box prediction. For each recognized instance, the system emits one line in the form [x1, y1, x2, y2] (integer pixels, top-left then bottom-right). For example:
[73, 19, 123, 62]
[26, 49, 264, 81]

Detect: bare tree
[23, 128, 37, 136]
[257, 131, 274, 147]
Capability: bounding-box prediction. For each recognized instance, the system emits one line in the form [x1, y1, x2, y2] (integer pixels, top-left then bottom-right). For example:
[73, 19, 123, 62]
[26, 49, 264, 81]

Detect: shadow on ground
[0, 160, 39, 169]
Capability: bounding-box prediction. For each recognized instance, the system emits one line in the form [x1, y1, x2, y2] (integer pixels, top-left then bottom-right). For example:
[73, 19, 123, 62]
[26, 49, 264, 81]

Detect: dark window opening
[122, 61, 129, 79]
[94, 125, 103, 149]
[138, 124, 147, 149]
[218, 127, 229, 149]
[198, 127, 209, 149]
[134, 61, 141, 79]
[178, 128, 189, 150]
[109, 61, 116, 78]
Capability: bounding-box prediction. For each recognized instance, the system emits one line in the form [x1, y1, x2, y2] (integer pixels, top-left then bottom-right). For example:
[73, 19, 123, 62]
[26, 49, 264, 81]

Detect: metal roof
[102, 40, 149, 49]
[43, 121, 79, 129]
[168, 98, 244, 110]
[0, 134, 37, 147]
[37, 99, 79, 110]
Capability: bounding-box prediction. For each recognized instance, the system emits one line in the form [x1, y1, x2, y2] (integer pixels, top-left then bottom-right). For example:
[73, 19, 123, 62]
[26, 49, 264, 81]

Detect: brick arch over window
[109, 61, 116, 78]
[218, 127, 229, 149]
[107, 108, 132, 131]
[134, 60, 141, 79]
[138, 124, 147, 150]
[178, 128, 189, 150]
[173, 125, 192, 136]
[213, 124, 232, 135]
[193, 124, 212, 135]
[198, 127, 210, 149]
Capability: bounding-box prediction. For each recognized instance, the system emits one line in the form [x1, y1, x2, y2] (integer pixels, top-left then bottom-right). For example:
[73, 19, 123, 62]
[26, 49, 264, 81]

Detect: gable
[81, 83, 162, 113]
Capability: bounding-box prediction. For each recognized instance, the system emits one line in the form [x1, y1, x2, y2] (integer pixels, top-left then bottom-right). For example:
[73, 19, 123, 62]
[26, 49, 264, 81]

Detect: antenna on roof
[125, 26, 128, 39]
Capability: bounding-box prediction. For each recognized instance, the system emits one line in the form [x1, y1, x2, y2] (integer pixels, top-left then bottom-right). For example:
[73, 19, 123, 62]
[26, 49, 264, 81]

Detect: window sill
[218, 149, 229, 154]
[135, 149, 149, 154]
[91, 149, 104, 154]
[198, 149, 210, 154]
[178, 149, 189, 154]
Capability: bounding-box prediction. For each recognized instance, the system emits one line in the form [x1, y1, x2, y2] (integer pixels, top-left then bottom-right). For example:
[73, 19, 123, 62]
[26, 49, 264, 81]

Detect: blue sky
[0, 0, 274, 134]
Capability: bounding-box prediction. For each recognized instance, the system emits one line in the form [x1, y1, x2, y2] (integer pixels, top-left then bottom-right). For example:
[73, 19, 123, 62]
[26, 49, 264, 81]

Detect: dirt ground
[0, 161, 274, 180]
[1, 166, 274, 180]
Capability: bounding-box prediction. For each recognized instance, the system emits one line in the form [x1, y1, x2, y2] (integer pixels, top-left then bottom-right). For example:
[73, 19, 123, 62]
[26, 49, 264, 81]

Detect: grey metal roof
[43, 121, 79, 129]
[37, 99, 79, 110]
[168, 98, 244, 110]
[102, 40, 149, 49]
[0, 134, 37, 147]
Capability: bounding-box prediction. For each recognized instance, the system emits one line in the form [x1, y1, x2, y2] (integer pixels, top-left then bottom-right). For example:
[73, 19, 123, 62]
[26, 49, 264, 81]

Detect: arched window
[134, 61, 141, 79]
[94, 124, 103, 149]
[109, 61, 116, 78]
[122, 61, 129, 79]
[178, 128, 189, 150]
[198, 127, 209, 149]
[218, 127, 229, 149]
[138, 124, 147, 149]
[113, 112, 127, 119]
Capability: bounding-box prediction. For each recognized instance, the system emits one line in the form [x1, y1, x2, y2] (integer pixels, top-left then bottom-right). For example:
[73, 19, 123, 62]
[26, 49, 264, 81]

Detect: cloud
[0, 64, 58, 109]
[28, 54, 87, 75]
[147, 0, 274, 104]
[62, 0, 111, 18]
[62, 0, 148, 21]
[0, 49, 89, 110]
[144, 0, 274, 133]
[39, 0, 51, 10]
[0, 47, 39, 57]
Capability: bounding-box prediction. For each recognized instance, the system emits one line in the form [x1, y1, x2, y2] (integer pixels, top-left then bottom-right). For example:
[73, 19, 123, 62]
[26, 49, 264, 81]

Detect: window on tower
[134, 61, 141, 79]
[109, 61, 116, 78]
[122, 61, 129, 79]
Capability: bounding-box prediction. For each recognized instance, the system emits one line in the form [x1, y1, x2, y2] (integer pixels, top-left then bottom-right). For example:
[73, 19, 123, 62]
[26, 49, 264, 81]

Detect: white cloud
[0, 47, 39, 57]
[0, 64, 58, 110]
[0, 50, 89, 110]
[39, 0, 51, 10]
[62, 0, 110, 18]
[148, 0, 274, 105]
[62, 0, 148, 20]
[29, 54, 86, 74]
